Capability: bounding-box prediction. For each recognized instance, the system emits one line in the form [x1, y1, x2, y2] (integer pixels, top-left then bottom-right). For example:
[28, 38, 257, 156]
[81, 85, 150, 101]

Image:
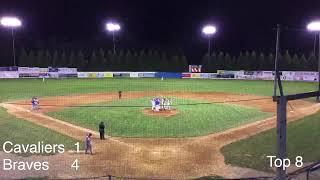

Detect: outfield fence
[0, 66, 319, 82]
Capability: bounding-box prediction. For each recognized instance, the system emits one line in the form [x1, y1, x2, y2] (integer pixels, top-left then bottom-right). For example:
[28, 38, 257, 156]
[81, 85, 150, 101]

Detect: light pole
[106, 22, 121, 55]
[307, 21, 320, 102]
[202, 25, 217, 57]
[0, 16, 22, 66]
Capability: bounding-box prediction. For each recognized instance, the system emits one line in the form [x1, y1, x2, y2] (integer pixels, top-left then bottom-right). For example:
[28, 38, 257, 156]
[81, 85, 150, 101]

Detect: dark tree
[201, 53, 210, 72]
[60, 50, 68, 67]
[160, 51, 169, 71]
[224, 53, 232, 70]
[257, 52, 265, 70]
[153, 50, 161, 71]
[291, 53, 299, 71]
[18, 48, 29, 66]
[266, 53, 274, 70]
[52, 50, 59, 67]
[180, 55, 188, 72]
[28, 50, 36, 67]
[44, 50, 52, 67]
[68, 51, 76, 67]
[249, 51, 257, 70]
[89, 51, 98, 71]
[300, 54, 308, 71]
[282, 50, 292, 70]
[35, 50, 44, 67]
[124, 50, 132, 71]
[76, 50, 87, 70]
[217, 51, 225, 70]
[308, 52, 317, 71]
[138, 49, 146, 71]
[105, 50, 114, 71]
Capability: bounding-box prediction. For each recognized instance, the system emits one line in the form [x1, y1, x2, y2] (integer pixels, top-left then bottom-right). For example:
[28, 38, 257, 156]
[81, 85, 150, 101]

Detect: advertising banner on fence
[39, 68, 49, 72]
[138, 72, 156, 78]
[95, 72, 104, 78]
[155, 72, 182, 78]
[182, 73, 218, 79]
[50, 72, 59, 78]
[0, 67, 18, 71]
[281, 71, 294, 81]
[58, 73, 77, 78]
[18, 67, 40, 73]
[19, 73, 40, 78]
[58, 67, 77, 73]
[200, 73, 210, 79]
[182, 73, 191, 78]
[88, 73, 97, 78]
[78, 72, 88, 78]
[301, 71, 318, 82]
[39, 73, 50, 78]
[49, 67, 59, 72]
[104, 72, 113, 78]
[293, 72, 304, 81]
[0, 71, 19, 78]
[130, 72, 139, 78]
[112, 72, 131, 77]
[262, 71, 274, 80]
[191, 73, 201, 78]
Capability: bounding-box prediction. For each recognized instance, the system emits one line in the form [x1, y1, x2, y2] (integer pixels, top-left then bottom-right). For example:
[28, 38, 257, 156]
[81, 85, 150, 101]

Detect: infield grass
[0, 78, 317, 102]
[221, 111, 320, 172]
[0, 107, 83, 156]
[46, 97, 271, 138]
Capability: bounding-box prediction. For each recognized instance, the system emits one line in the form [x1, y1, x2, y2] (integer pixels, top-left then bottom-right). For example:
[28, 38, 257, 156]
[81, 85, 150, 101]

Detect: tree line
[18, 48, 318, 72]
[201, 50, 318, 72]
[18, 48, 188, 72]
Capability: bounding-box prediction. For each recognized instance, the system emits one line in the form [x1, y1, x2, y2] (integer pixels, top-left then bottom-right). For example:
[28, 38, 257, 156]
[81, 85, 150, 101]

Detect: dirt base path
[1, 91, 319, 179]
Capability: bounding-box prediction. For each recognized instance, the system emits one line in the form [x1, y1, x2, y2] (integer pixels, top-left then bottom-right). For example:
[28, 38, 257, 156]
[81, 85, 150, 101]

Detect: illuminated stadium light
[0, 16, 22, 67]
[0, 16, 22, 27]
[307, 21, 320, 102]
[106, 22, 121, 32]
[202, 24, 217, 57]
[202, 25, 216, 35]
[105, 22, 121, 54]
[307, 21, 320, 32]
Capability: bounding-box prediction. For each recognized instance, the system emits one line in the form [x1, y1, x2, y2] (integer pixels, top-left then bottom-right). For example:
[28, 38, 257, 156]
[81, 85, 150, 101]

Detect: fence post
[276, 96, 287, 180]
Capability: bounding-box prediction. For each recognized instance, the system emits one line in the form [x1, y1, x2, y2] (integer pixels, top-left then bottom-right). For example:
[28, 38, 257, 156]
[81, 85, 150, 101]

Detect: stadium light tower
[307, 21, 320, 102]
[0, 16, 22, 66]
[202, 24, 217, 57]
[106, 22, 121, 55]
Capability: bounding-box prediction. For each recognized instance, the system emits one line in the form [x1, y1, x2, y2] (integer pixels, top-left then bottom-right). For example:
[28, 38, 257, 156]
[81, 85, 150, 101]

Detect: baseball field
[0, 78, 319, 179]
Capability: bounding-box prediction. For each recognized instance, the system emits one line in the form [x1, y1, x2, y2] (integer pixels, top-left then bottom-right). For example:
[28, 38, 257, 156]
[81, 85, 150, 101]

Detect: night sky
[0, 0, 320, 65]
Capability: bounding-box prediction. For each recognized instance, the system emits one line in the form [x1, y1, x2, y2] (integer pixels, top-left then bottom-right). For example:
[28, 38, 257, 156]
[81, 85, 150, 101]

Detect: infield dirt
[1, 91, 319, 179]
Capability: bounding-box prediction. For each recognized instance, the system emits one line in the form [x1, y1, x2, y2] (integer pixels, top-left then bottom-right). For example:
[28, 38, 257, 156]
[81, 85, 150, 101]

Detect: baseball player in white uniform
[151, 98, 155, 111]
[167, 98, 171, 110]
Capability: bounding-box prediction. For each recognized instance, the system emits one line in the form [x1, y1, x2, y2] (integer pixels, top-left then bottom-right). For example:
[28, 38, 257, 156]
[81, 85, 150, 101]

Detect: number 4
[71, 159, 79, 170]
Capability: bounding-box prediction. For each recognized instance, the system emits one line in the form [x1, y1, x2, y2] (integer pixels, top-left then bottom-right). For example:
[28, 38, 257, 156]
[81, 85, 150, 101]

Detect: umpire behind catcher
[99, 121, 106, 140]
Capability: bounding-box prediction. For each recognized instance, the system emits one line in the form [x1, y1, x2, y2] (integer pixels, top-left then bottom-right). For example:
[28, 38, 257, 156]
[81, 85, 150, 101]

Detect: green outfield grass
[0, 78, 317, 102]
[46, 97, 271, 138]
[221, 111, 320, 172]
[0, 107, 83, 156]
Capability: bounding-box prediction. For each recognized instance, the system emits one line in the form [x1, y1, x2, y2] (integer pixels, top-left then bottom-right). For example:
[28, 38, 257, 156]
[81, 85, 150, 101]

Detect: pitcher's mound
[143, 108, 178, 117]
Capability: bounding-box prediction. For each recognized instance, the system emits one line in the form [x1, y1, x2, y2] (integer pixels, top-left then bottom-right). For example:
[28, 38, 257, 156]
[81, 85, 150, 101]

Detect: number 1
[75, 142, 80, 153]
